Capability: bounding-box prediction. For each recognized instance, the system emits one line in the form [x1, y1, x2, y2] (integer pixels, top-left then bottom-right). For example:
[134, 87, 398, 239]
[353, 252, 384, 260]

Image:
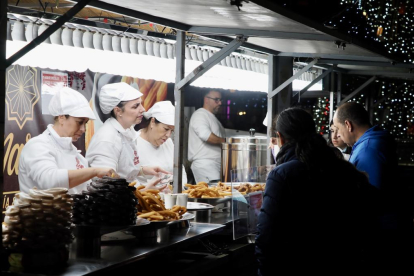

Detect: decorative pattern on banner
[6, 66, 40, 130]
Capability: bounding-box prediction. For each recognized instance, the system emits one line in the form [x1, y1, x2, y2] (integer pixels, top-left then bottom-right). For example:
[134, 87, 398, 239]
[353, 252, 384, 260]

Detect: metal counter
[193, 212, 234, 226]
[59, 219, 228, 275]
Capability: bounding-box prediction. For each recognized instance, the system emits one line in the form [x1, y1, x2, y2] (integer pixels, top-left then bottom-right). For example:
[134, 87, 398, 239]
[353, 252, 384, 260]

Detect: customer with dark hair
[328, 120, 351, 160]
[333, 102, 394, 189]
[333, 102, 413, 273]
[255, 107, 377, 275]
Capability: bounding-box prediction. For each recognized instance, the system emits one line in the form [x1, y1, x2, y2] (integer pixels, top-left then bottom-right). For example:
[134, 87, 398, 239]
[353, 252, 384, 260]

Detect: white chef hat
[99, 82, 143, 114]
[48, 87, 96, 120]
[143, 101, 175, 126]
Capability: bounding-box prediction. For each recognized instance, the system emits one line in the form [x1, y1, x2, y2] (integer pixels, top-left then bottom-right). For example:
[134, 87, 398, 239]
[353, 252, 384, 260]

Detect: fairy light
[333, 0, 414, 62]
[313, 97, 331, 135]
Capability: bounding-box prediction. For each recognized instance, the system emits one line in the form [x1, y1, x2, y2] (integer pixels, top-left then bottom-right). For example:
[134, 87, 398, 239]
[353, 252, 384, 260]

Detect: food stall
[3, 0, 413, 275]
[0, 3, 269, 275]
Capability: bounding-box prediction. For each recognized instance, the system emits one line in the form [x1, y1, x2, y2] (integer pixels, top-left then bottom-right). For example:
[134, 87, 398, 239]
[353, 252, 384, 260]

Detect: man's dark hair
[336, 102, 371, 127]
[203, 90, 221, 99]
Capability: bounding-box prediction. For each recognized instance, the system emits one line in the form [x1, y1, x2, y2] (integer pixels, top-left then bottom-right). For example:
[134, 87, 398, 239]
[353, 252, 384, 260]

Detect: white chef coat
[86, 117, 141, 182]
[136, 131, 187, 185]
[188, 108, 225, 183]
[18, 125, 89, 194]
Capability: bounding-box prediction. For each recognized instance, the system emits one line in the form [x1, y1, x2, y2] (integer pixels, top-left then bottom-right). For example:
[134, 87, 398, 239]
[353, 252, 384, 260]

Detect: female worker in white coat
[136, 101, 187, 185]
[18, 87, 115, 194]
[86, 82, 169, 188]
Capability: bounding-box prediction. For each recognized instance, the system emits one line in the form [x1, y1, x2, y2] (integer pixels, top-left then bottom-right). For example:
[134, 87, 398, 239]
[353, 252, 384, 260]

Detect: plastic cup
[176, 193, 188, 208]
[164, 194, 177, 209]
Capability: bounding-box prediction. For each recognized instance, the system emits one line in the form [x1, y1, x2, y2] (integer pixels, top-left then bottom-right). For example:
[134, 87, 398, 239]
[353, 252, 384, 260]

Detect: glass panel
[231, 165, 275, 240]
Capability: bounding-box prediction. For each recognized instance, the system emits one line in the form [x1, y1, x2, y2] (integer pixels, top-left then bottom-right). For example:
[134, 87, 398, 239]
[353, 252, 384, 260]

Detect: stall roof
[89, 0, 377, 57]
[8, 0, 414, 80]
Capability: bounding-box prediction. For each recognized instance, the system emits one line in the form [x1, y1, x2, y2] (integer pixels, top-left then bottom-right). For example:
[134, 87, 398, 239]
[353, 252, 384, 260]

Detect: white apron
[118, 131, 141, 182]
[191, 158, 221, 183]
[86, 118, 142, 182]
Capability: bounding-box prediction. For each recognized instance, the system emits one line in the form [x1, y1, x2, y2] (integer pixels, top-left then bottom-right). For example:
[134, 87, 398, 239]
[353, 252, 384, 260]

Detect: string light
[313, 97, 331, 135]
[331, 0, 414, 62]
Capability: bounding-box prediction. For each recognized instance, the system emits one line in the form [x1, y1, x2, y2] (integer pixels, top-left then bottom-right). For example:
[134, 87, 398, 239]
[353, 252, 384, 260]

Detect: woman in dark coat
[255, 108, 377, 275]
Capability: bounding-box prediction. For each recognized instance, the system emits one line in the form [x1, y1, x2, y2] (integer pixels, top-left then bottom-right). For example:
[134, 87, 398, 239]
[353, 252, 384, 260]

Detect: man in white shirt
[188, 90, 226, 183]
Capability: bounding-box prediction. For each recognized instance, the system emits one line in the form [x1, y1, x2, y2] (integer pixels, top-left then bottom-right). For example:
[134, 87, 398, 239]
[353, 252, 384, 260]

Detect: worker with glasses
[188, 90, 226, 183]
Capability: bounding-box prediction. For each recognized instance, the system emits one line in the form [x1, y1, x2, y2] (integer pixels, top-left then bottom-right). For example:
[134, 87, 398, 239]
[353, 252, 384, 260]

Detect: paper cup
[164, 194, 177, 209]
[159, 193, 165, 201]
[176, 193, 188, 207]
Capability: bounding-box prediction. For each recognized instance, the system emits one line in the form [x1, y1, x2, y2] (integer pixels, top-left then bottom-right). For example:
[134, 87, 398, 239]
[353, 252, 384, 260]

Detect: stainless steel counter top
[194, 212, 234, 225]
[59, 222, 226, 276]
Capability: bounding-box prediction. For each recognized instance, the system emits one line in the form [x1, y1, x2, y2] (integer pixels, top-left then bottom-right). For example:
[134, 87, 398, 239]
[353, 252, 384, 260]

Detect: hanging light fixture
[129, 38, 138, 54]
[202, 49, 209, 61]
[246, 58, 252, 71]
[146, 40, 154, 56]
[73, 29, 83, 48]
[82, 30, 94, 48]
[62, 27, 74, 47]
[153, 41, 161, 57]
[102, 33, 113, 51]
[225, 56, 231, 67]
[196, 47, 203, 61]
[11, 20, 26, 41]
[166, 43, 174, 59]
[121, 36, 131, 53]
[25, 22, 34, 42]
[160, 42, 168, 59]
[50, 27, 63, 45]
[185, 45, 192, 60]
[241, 57, 247, 70]
[38, 23, 51, 44]
[112, 35, 122, 52]
[236, 56, 242, 69]
[138, 38, 147, 55]
[230, 56, 237, 68]
[93, 32, 103, 50]
[190, 46, 198, 61]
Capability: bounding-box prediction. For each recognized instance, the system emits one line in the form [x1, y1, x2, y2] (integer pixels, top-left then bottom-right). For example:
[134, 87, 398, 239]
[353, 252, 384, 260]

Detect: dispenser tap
[249, 128, 256, 137]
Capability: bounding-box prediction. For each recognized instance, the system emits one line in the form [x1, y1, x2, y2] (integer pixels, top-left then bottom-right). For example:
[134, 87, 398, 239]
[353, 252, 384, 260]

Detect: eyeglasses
[206, 96, 222, 103]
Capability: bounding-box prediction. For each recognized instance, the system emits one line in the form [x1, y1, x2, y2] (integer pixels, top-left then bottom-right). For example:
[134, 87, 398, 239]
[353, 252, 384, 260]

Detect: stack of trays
[72, 177, 138, 226]
[2, 187, 73, 250]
